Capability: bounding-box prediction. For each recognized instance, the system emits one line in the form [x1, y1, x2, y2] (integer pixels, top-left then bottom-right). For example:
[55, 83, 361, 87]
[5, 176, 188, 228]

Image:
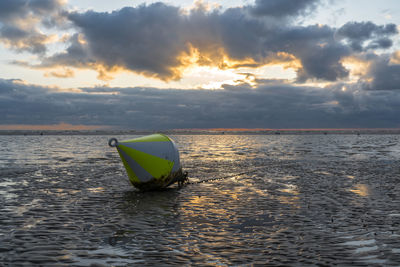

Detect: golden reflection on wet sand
[349, 184, 370, 197]
[87, 187, 105, 193]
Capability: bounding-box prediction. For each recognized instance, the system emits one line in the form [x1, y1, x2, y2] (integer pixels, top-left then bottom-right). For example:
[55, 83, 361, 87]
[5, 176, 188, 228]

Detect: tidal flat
[1, 134, 400, 266]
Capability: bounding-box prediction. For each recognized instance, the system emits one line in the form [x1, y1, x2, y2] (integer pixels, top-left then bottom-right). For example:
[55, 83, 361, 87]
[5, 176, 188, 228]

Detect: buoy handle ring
[108, 138, 118, 147]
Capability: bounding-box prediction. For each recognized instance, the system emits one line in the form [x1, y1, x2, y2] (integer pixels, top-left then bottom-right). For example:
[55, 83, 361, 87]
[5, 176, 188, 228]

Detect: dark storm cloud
[66, 3, 187, 80]
[366, 38, 393, 50]
[0, 0, 62, 18]
[296, 42, 350, 81]
[0, 24, 49, 54]
[251, 0, 320, 18]
[41, 34, 91, 67]
[0, 0, 65, 54]
[337, 22, 397, 40]
[29, 0, 63, 14]
[337, 21, 398, 51]
[212, 7, 268, 61]
[366, 56, 400, 91]
[0, 0, 26, 19]
[272, 25, 351, 81]
[1, 78, 400, 129]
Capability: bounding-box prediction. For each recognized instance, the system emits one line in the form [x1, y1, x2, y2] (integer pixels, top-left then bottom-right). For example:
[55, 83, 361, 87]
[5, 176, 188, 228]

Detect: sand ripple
[0, 134, 400, 265]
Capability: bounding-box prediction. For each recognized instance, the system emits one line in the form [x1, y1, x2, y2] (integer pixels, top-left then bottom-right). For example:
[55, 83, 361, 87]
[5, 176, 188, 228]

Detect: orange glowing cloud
[340, 56, 371, 78]
[390, 51, 400, 65]
[180, 45, 301, 71]
[150, 45, 303, 85]
[44, 68, 75, 78]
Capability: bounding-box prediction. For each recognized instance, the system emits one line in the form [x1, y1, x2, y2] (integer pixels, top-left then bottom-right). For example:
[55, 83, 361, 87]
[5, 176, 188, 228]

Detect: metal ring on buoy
[108, 138, 118, 147]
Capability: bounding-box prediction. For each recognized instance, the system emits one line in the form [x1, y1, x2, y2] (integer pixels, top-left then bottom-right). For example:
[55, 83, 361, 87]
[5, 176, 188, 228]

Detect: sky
[0, 0, 400, 130]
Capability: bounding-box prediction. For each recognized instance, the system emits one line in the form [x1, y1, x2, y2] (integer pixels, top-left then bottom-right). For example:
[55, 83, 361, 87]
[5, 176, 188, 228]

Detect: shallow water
[1, 134, 400, 266]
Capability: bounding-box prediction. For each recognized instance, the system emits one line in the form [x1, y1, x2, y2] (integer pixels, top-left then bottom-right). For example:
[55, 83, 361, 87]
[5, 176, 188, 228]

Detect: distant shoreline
[1, 129, 400, 135]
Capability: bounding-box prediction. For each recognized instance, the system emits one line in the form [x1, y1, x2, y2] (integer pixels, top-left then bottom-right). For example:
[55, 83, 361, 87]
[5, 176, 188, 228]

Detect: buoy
[109, 134, 187, 190]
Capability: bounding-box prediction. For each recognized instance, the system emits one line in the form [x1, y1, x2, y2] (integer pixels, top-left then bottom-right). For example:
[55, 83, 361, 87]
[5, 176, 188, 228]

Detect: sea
[0, 133, 400, 266]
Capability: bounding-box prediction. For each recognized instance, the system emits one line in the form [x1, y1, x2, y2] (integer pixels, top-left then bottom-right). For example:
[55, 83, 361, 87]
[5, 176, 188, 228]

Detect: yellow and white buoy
[109, 134, 187, 190]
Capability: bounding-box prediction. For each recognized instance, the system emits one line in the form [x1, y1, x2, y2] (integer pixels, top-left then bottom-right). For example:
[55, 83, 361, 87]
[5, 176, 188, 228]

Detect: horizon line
[1, 125, 400, 132]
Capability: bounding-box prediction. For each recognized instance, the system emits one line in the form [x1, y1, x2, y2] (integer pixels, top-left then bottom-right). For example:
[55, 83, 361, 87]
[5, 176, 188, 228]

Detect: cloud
[63, 3, 190, 80]
[0, 0, 66, 54]
[39, 33, 92, 67]
[1, 1, 398, 85]
[0, 0, 64, 18]
[337, 21, 398, 51]
[1, 78, 400, 129]
[250, 0, 320, 18]
[37, 2, 358, 82]
[44, 68, 74, 78]
[0, 24, 50, 54]
[390, 51, 400, 64]
[0, 0, 27, 20]
[365, 55, 400, 90]
[274, 24, 351, 81]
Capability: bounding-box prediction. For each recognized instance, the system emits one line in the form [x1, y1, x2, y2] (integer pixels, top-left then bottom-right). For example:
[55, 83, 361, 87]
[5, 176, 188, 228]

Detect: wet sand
[0, 134, 400, 266]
